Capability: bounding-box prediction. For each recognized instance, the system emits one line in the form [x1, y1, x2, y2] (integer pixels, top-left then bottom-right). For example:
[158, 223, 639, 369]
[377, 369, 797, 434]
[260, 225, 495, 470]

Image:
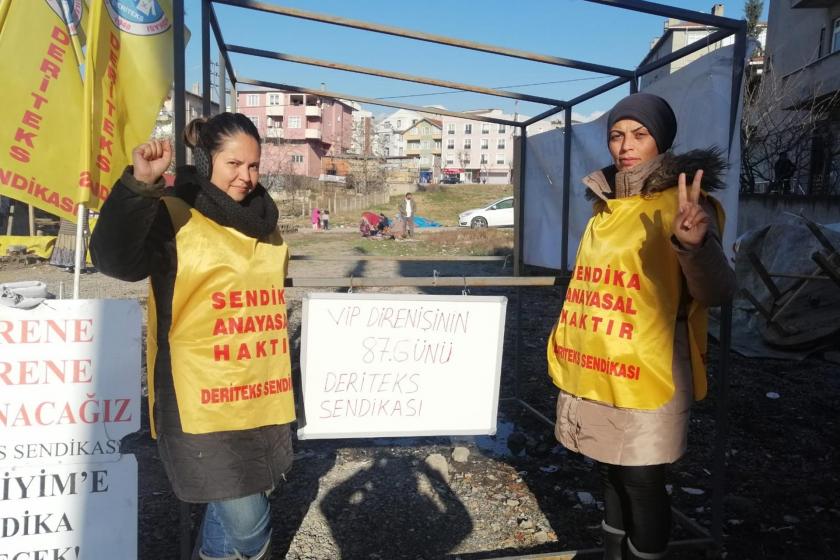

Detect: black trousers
[600, 462, 671, 554]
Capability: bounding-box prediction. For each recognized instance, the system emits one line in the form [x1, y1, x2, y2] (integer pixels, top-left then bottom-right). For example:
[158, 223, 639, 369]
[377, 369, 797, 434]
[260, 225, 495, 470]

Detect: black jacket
[90, 168, 293, 503]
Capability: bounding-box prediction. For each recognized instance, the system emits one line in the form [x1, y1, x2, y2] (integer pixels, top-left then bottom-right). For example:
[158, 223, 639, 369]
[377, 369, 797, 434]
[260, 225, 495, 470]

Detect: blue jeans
[200, 492, 271, 559]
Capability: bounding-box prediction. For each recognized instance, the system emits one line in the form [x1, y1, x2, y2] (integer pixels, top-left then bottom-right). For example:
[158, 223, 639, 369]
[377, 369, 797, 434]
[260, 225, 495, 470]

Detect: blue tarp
[414, 216, 442, 228]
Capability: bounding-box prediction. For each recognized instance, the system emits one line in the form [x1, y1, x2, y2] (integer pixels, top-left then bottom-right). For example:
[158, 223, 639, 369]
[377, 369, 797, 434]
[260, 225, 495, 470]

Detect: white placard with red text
[0, 456, 138, 560]
[298, 293, 507, 439]
[0, 299, 141, 466]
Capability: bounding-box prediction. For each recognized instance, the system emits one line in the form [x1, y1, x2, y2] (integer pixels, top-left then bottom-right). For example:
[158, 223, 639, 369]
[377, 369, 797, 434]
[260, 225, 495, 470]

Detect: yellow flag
[0, 0, 87, 221]
[79, 0, 173, 208]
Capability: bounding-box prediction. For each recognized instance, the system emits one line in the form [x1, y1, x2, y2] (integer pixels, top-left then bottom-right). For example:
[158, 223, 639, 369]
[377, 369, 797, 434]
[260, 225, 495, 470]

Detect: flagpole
[72, 202, 85, 299]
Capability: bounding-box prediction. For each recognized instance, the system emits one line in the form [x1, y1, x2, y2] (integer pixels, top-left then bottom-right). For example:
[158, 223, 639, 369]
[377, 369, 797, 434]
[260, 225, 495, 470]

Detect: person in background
[546, 93, 735, 559]
[311, 207, 321, 230]
[90, 113, 295, 560]
[321, 209, 330, 230]
[773, 150, 796, 195]
[398, 192, 417, 238]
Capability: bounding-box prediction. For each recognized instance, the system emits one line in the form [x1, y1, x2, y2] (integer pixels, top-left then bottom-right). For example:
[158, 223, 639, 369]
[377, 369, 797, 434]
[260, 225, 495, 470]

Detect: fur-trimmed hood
[583, 147, 727, 201]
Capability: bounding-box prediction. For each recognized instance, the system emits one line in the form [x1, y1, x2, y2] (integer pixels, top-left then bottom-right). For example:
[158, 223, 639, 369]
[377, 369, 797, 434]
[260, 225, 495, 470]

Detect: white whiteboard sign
[0, 300, 141, 465]
[0, 456, 138, 559]
[298, 293, 507, 439]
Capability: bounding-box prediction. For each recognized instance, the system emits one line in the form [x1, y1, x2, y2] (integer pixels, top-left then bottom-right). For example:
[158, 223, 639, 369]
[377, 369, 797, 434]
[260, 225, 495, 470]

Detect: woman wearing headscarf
[90, 113, 294, 560]
[546, 93, 735, 559]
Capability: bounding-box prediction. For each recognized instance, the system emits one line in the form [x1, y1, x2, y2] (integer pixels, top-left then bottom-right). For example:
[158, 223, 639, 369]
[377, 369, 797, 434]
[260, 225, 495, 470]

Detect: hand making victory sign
[132, 139, 172, 184]
[672, 169, 709, 249]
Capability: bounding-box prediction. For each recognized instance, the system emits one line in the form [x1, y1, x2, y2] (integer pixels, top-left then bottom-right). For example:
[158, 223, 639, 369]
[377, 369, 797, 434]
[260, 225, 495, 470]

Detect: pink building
[237, 90, 355, 178]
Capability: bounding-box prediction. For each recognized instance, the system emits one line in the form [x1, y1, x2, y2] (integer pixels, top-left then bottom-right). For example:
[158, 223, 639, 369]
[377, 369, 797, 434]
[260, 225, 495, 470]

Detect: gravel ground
[2, 229, 838, 559]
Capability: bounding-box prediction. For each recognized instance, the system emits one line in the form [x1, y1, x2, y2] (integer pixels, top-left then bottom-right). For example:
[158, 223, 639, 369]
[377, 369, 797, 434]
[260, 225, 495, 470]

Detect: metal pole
[173, 0, 186, 167]
[72, 203, 85, 299]
[561, 107, 572, 275]
[237, 77, 519, 127]
[226, 45, 567, 107]
[711, 300, 733, 548]
[201, 0, 212, 116]
[217, 49, 226, 112]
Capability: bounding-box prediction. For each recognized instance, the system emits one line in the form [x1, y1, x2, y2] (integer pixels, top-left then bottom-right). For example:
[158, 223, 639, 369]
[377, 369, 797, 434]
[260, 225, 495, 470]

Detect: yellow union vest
[547, 188, 722, 410]
[147, 197, 296, 435]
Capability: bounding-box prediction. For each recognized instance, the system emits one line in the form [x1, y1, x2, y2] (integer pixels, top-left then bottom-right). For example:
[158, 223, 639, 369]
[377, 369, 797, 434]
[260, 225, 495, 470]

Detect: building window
[448, 123, 456, 135]
[421, 126, 430, 135]
[496, 154, 505, 165]
[447, 139, 455, 149]
[290, 95, 304, 106]
[480, 154, 488, 164]
[384, 147, 390, 156]
[249, 115, 259, 128]
[291, 154, 304, 163]
[446, 158, 454, 165]
[434, 140, 441, 150]
[833, 18, 840, 54]
[481, 123, 490, 134]
[268, 93, 281, 106]
[498, 124, 506, 133]
[288, 116, 301, 129]
[497, 139, 506, 149]
[463, 139, 471, 149]
[481, 139, 489, 150]
[464, 123, 472, 134]
[396, 119, 402, 128]
[247, 94, 259, 107]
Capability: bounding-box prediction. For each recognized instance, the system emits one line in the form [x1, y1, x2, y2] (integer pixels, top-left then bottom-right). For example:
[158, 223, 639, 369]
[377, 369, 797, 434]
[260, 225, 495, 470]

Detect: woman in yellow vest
[546, 93, 735, 559]
[91, 113, 295, 560]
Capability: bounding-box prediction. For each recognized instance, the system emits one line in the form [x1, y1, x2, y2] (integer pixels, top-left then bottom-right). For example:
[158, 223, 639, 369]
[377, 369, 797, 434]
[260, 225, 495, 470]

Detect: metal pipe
[236, 77, 520, 126]
[209, 2, 237, 86]
[284, 276, 560, 288]
[583, 0, 743, 30]
[227, 44, 566, 107]
[711, 300, 733, 548]
[290, 255, 509, 262]
[636, 28, 734, 76]
[515, 128, 527, 277]
[173, 0, 186, 167]
[567, 76, 630, 106]
[561, 107, 572, 274]
[728, 25, 748, 155]
[523, 105, 565, 128]
[201, 0, 212, 116]
[212, 0, 634, 77]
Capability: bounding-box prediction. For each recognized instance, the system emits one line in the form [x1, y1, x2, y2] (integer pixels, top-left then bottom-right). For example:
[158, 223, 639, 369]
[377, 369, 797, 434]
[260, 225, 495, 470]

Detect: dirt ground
[1, 228, 838, 559]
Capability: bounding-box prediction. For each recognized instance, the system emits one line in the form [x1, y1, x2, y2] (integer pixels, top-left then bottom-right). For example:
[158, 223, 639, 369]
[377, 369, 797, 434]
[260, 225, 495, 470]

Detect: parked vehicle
[458, 196, 514, 228]
[442, 174, 461, 184]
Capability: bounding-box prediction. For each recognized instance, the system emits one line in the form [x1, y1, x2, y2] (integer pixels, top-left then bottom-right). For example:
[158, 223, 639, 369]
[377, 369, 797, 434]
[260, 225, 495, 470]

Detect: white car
[459, 196, 514, 228]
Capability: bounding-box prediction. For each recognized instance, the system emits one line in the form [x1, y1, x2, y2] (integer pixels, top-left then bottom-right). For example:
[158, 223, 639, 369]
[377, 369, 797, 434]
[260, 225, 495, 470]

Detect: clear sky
[184, 0, 768, 122]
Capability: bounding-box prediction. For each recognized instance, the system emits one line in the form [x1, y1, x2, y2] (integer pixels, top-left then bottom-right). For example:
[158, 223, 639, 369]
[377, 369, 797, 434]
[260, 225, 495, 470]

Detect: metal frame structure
[170, 1, 746, 557]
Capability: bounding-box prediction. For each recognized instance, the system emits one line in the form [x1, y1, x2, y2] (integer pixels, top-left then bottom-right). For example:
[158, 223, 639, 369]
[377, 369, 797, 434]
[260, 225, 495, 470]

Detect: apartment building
[403, 118, 443, 182]
[639, 4, 759, 90]
[440, 109, 517, 184]
[373, 108, 424, 157]
[236, 90, 354, 178]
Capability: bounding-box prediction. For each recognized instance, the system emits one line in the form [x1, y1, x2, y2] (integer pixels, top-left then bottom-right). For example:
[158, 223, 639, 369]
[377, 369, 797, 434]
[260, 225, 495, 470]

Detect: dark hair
[183, 112, 261, 155]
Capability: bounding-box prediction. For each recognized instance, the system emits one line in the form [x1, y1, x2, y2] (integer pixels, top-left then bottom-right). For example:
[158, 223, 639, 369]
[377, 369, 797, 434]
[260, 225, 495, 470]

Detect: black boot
[602, 521, 627, 560]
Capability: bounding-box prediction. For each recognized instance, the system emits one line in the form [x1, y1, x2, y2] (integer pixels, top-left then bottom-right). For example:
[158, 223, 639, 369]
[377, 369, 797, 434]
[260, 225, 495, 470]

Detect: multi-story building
[639, 4, 761, 90]
[236, 90, 354, 178]
[761, 0, 840, 195]
[404, 118, 442, 182]
[373, 108, 423, 157]
[440, 109, 517, 184]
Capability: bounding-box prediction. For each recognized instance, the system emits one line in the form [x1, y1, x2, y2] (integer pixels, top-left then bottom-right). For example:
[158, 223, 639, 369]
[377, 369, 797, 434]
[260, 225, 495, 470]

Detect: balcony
[266, 128, 284, 140]
[266, 105, 283, 116]
[305, 128, 322, 140]
[781, 51, 840, 108]
[305, 105, 321, 117]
